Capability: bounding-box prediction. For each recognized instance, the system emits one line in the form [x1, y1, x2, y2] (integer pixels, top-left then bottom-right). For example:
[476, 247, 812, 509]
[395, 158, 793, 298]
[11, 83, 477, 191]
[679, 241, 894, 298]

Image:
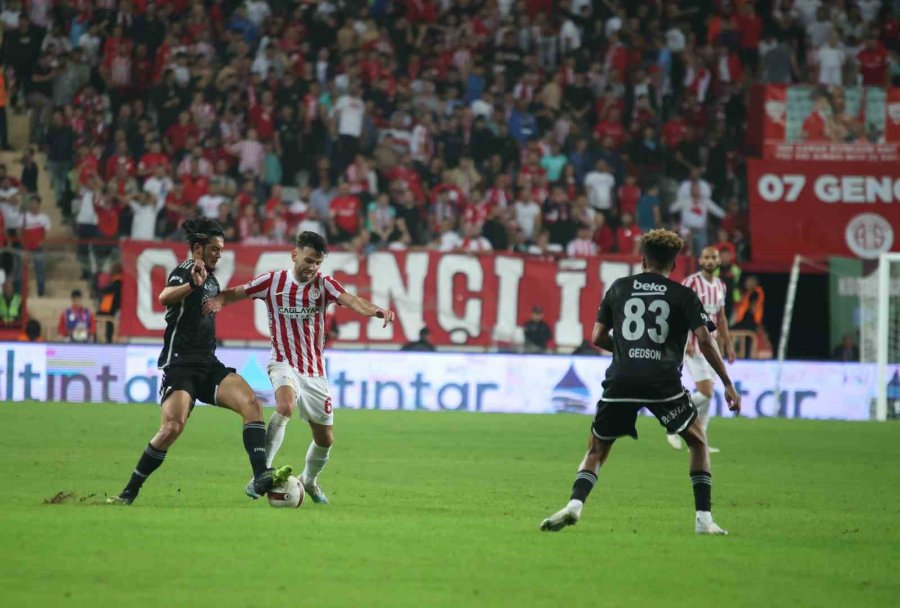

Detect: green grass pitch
[1, 403, 898, 607]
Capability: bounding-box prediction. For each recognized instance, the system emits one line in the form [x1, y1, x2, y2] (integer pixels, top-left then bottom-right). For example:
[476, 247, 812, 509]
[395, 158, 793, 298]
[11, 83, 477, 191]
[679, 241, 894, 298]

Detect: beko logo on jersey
[278, 306, 319, 319]
[632, 280, 667, 293]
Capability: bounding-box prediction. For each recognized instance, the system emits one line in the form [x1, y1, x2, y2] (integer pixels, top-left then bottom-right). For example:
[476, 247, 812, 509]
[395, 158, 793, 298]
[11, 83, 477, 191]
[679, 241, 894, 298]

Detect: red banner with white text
[119, 243, 691, 348]
[748, 160, 900, 263]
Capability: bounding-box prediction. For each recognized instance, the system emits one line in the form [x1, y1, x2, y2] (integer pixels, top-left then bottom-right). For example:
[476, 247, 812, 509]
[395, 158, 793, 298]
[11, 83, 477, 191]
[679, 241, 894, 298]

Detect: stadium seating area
[0, 0, 897, 340]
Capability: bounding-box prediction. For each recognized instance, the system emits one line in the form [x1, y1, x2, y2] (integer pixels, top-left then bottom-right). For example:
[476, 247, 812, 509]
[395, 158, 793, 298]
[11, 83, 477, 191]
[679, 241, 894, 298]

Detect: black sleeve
[167, 265, 191, 287]
[596, 282, 615, 326]
[684, 288, 717, 333]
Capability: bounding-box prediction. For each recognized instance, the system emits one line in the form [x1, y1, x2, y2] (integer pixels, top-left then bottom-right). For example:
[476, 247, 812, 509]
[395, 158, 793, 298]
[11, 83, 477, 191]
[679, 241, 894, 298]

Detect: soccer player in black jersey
[107, 219, 291, 505]
[541, 229, 741, 534]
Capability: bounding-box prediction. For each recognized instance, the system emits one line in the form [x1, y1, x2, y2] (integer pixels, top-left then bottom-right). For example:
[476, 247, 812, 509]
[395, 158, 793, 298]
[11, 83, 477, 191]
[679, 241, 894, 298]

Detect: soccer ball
[267, 475, 305, 508]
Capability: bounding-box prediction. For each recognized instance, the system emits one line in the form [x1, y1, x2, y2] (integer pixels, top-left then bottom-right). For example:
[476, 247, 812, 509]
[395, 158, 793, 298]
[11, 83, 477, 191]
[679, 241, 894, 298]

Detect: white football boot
[540, 500, 583, 532]
[695, 511, 728, 535]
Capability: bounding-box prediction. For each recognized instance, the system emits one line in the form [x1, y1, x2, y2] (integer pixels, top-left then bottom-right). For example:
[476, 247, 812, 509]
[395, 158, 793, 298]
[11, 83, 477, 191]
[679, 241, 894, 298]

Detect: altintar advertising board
[0, 343, 886, 420]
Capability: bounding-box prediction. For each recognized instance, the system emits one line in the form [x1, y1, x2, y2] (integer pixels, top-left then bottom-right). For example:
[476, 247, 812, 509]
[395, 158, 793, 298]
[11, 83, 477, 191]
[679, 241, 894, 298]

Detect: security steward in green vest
[0, 280, 22, 323]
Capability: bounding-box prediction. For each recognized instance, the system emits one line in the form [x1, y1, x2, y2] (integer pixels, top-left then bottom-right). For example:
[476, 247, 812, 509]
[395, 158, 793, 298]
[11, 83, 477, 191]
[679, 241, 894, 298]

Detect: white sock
[696, 510, 713, 524]
[692, 391, 711, 433]
[264, 412, 290, 468]
[301, 441, 331, 485]
[566, 499, 584, 515]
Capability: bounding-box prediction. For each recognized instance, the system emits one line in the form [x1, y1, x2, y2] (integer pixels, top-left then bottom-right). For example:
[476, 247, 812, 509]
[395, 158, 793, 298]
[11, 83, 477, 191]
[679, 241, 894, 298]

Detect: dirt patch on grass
[43, 492, 97, 505]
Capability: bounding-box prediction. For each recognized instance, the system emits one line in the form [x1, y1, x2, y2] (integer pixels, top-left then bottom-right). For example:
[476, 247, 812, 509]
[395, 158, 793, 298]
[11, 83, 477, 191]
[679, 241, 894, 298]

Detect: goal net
[860, 253, 900, 420]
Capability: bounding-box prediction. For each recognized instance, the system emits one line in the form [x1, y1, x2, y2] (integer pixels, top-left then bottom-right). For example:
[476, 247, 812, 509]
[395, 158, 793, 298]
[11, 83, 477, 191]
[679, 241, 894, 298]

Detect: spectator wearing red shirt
[132, 44, 154, 98]
[592, 213, 615, 252]
[518, 151, 547, 183]
[95, 187, 123, 238]
[801, 94, 831, 142]
[138, 140, 170, 177]
[662, 112, 689, 149]
[104, 141, 136, 180]
[163, 182, 192, 235]
[594, 105, 628, 150]
[20, 195, 50, 296]
[329, 182, 362, 243]
[102, 25, 132, 67]
[857, 37, 889, 86]
[386, 155, 426, 204]
[248, 91, 277, 141]
[736, 3, 762, 70]
[181, 167, 210, 205]
[462, 191, 490, 234]
[165, 111, 198, 156]
[617, 175, 641, 218]
[615, 212, 642, 254]
[76, 147, 101, 188]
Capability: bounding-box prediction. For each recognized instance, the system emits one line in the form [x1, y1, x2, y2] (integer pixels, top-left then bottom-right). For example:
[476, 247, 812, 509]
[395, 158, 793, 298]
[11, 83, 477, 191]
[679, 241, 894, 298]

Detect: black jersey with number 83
[596, 272, 715, 401]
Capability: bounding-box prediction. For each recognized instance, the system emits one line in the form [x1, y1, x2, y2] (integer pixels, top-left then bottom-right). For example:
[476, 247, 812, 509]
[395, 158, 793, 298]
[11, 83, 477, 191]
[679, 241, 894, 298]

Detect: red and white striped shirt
[244, 270, 346, 376]
[682, 271, 725, 345]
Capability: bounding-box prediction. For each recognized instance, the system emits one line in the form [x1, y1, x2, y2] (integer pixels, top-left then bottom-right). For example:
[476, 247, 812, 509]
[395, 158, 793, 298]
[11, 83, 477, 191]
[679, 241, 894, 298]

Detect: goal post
[777, 253, 899, 420]
[874, 253, 900, 421]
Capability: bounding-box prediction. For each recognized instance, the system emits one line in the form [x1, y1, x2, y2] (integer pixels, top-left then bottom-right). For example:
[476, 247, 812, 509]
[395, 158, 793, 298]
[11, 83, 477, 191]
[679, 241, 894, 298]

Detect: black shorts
[159, 359, 236, 408]
[591, 391, 697, 441]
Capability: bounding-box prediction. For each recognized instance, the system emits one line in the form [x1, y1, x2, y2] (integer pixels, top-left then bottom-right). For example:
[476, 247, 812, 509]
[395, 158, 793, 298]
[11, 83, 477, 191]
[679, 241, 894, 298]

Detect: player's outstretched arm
[694, 325, 741, 415]
[202, 286, 248, 316]
[717, 308, 737, 364]
[591, 322, 613, 352]
[337, 292, 395, 327]
[159, 260, 207, 307]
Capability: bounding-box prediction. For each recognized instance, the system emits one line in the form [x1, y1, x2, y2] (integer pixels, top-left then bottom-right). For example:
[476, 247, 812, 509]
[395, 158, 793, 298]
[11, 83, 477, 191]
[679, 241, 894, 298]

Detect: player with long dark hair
[107, 218, 291, 504]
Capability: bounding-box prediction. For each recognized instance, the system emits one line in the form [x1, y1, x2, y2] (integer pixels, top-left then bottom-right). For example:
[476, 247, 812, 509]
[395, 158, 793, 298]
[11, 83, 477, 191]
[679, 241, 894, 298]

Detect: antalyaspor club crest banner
[119, 243, 693, 348]
[747, 160, 900, 263]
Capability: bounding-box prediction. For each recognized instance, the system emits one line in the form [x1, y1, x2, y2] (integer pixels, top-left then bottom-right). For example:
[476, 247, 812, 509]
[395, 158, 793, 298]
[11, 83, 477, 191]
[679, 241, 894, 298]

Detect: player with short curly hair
[541, 229, 741, 534]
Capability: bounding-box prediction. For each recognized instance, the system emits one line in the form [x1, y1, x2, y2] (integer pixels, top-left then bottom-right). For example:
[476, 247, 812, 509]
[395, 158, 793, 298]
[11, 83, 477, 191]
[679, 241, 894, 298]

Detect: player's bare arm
[693, 325, 741, 414]
[337, 291, 395, 327]
[159, 261, 207, 307]
[591, 322, 613, 352]
[202, 285, 248, 316]
[717, 307, 737, 364]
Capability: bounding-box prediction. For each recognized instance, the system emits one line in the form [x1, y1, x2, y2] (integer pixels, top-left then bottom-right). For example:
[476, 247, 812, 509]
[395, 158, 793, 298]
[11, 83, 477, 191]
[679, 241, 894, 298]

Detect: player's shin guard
[692, 391, 712, 432]
[301, 441, 331, 484]
[691, 470, 712, 513]
[264, 412, 290, 468]
[123, 443, 167, 496]
[242, 421, 268, 478]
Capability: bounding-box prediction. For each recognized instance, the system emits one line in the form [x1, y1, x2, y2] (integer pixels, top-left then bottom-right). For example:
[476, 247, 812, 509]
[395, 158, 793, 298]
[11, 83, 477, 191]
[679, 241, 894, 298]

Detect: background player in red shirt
[205, 231, 395, 504]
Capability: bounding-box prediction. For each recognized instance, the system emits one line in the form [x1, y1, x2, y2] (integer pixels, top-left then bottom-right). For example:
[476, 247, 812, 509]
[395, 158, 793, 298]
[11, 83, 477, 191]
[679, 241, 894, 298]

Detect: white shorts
[267, 362, 334, 426]
[684, 340, 720, 384]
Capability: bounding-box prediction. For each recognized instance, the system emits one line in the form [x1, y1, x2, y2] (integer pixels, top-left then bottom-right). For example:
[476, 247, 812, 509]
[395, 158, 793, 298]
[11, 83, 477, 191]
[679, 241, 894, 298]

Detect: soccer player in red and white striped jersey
[671, 246, 736, 452]
[204, 231, 395, 503]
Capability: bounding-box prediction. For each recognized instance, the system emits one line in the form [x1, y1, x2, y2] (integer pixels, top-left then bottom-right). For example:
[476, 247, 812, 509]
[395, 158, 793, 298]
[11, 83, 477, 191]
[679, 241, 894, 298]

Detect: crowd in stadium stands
[0, 0, 895, 342]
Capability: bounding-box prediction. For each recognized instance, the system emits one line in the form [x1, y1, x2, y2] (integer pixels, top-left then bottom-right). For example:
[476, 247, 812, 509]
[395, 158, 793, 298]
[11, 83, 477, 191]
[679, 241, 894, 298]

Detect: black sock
[243, 421, 268, 478]
[123, 443, 167, 496]
[570, 469, 598, 503]
[691, 470, 712, 511]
